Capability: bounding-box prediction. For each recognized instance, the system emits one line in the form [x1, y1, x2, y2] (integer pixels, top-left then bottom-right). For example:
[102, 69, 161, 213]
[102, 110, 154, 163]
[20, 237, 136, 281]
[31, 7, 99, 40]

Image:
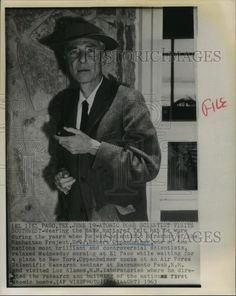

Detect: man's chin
[74, 73, 92, 84]
[75, 75, 91, 83]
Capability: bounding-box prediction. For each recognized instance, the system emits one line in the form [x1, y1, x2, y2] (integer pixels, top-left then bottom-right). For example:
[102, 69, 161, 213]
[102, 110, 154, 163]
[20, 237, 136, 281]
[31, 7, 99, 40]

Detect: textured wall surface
[6, 8, 136, 221]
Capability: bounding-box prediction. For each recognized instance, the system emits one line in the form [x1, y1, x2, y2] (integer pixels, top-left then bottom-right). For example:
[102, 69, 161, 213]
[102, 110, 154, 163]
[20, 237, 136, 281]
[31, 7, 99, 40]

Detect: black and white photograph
[1, 1, 235, 294]
[6, 7, 198, 223]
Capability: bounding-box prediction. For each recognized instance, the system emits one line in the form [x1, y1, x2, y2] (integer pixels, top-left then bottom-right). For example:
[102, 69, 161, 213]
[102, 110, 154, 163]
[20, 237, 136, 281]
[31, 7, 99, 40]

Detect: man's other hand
[54, 168, 76, 195]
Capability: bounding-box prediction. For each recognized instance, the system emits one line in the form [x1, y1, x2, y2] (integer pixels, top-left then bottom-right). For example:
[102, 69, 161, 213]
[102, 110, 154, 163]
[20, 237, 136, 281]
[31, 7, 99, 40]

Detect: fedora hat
[39, 16, 119, 51]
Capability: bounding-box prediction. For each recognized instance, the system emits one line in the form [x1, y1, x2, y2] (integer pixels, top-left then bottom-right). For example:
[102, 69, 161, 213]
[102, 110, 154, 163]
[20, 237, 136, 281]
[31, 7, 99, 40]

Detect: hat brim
[39, 32, 119, 51]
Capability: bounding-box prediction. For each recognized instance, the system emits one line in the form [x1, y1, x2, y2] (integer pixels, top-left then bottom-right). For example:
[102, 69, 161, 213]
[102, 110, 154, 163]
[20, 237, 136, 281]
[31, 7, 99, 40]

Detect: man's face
[64, 38, 104, 84]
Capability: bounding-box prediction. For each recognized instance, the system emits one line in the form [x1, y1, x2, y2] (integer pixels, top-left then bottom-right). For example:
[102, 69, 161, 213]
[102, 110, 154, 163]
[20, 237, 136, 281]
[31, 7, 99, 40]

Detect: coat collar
[86, 76, 118, 135]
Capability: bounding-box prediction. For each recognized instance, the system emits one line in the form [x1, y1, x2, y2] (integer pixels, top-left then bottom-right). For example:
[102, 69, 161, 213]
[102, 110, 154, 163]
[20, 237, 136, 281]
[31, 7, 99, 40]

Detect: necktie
[80, 100, 89, 133]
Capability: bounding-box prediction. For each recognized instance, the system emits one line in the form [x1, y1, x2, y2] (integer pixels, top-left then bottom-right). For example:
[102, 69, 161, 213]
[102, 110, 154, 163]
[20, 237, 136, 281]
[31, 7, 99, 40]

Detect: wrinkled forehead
[64, 37, 104, 50]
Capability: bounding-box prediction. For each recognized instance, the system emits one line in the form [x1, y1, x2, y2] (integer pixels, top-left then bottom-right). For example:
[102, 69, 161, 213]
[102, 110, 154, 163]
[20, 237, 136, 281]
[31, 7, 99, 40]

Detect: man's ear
[101, 51, 113, 66]
[101, 51, 107, 65]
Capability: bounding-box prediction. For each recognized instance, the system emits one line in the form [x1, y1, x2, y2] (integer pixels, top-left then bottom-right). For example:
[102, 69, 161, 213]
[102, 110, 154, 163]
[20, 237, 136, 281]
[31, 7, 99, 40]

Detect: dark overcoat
[53, 76, 161, 221]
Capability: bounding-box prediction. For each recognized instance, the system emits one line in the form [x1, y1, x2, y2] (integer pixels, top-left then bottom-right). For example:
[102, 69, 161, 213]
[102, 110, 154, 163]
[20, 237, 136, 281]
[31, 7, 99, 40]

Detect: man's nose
[77, 50, 87, 63]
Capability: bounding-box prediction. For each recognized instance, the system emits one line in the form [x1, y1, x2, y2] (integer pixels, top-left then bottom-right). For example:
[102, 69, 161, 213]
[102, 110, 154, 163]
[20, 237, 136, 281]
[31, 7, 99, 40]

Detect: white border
[0, 1, 235, 295]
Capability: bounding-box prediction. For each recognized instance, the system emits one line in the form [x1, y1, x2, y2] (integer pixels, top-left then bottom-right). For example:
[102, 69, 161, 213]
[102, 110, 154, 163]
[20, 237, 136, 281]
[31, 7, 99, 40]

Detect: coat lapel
[63, 87, 80, 129]
[86, 77, 119, 136]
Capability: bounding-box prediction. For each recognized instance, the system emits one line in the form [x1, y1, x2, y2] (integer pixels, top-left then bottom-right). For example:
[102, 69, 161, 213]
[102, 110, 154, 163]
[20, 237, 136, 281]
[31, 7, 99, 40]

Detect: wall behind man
[6, 8, 136, 221]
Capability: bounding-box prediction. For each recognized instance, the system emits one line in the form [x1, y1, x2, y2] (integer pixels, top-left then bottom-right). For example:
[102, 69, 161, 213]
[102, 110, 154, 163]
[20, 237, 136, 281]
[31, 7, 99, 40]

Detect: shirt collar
[79, 77, 103, 111]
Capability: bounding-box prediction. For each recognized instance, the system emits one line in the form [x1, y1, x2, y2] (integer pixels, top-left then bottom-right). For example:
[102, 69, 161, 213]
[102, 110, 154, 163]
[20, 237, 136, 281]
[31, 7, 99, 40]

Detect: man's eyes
[68, 49, 79, 56]
[67, 47, 96, 57]
[86, 48, 95, 54]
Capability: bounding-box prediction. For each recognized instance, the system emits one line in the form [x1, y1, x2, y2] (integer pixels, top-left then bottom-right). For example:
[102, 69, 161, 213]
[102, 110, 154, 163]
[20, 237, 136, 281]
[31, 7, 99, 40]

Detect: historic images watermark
[10, 222, 221, 245]
[70, 48, 222, 64]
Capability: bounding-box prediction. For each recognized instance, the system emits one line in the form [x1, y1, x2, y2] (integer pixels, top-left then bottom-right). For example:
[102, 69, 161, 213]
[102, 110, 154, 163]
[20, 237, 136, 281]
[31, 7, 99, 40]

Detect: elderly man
[40, 16, 161, 221]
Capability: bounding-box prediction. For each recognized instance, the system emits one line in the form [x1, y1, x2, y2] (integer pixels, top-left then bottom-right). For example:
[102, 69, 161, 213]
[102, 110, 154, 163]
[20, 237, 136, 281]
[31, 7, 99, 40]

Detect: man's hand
[54, 168, 76, 195]
[54, 127, 100, 155]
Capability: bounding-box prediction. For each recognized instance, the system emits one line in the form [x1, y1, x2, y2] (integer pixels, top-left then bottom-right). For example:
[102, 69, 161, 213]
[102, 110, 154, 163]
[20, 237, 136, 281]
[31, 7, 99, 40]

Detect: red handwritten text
[201, 97, 227, 117]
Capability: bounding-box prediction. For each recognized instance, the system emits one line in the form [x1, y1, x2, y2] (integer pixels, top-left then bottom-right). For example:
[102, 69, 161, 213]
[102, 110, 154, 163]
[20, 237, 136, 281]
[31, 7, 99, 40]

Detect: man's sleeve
[92, 88, 161, 184]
